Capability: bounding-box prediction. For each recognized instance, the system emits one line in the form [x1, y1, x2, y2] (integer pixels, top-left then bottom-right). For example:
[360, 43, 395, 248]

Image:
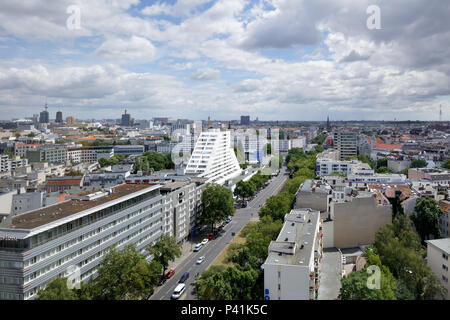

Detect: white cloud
[95, 36, 156, 61]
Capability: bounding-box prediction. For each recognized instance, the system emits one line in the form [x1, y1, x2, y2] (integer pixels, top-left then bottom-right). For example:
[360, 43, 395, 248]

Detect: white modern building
[0, 184, 163, 300]
[263, 209, 323, 300]
[426, 238, 450, 300]
[185, 129, 241, 185]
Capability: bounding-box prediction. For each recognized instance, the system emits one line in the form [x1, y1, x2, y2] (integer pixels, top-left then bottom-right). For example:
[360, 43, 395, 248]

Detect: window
[443, 264, 449, 272]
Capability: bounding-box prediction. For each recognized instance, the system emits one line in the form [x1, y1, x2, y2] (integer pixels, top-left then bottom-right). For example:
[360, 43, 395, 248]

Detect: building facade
[0, 184, 163, 300]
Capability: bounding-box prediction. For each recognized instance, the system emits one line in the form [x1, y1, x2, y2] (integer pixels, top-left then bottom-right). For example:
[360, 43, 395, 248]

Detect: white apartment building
[316, 158, 374, 177]
[426, 238, 450, 299]
[185, 129, 241, 185]
[0, 184, 163, 300]
[263, 209, 323, 300]
[346, 173, 407, 183]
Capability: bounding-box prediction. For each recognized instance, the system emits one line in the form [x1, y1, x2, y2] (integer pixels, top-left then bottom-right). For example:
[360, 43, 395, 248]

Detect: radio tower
[439, 105, 442, 122]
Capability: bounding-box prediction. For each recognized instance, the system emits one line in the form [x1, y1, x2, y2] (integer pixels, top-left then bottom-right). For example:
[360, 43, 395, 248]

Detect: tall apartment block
[333, 130, 358, 160]
[0, 184, 163, 300]
[184, 129, 241, 185]
[263, 209, 323, 300]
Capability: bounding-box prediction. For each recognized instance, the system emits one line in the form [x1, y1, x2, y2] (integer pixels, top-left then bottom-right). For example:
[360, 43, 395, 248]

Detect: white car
[193, 243, 203, 252]
[171, 283, 186, 300]
[196, 256, 206, 264]
[201, 238, 208, 245]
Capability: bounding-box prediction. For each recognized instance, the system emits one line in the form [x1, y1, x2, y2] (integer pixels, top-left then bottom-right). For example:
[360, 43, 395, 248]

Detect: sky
[0, 0, 449, 121]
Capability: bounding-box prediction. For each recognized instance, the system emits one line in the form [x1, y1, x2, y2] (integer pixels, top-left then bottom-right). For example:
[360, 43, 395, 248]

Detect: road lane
[150, 166, 288, 300]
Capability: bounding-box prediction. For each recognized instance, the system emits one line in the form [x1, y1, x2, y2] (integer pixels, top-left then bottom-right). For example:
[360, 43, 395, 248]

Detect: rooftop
[265, 209, 320, 267]
[8, 184, 157, 230]
[426, 238, 450, 254]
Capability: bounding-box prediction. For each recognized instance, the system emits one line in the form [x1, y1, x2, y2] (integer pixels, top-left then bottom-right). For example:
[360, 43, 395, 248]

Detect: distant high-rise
[66, 116, 75, 125]
[55, 111, 63, 123]
[334, 130, 358, 160]
[39, 104, 49, 124]
[240, 115, 250, 125]
[327, 116, 330, 130]
[121, 110, 131, 127]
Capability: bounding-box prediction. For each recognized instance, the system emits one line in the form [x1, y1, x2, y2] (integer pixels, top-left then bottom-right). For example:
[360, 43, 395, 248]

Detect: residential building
[263, 209, 323, 300]
[185, 129, 241, 185]
[334, 130, 358, 160]
[426, 238, 450, 299]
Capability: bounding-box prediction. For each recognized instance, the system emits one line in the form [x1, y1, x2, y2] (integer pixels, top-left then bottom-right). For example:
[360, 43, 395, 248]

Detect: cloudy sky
[0, 0, 449, 121]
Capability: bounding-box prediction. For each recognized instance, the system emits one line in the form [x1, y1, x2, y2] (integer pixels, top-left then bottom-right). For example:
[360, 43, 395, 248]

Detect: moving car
[166, 269, 175, 279]
[196, 256, 206, 264]
[201, 238, 209, 245]
[179, 272, 189, 283]
[193, 243, 203, 252]
[171, 283, 186, 300]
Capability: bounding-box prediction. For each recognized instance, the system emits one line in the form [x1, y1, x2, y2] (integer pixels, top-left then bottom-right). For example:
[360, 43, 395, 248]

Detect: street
[150, 166, 288, 300]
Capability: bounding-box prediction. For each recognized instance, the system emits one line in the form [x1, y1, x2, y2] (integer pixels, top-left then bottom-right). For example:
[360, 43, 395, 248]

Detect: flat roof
[426, 238, 450, 254]
[265, 209, 320, 267]
[8, 184, 158, 230]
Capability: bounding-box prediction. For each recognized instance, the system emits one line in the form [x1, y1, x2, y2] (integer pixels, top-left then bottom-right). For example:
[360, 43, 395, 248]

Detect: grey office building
[0, 184, 163, 300]
[334, 130, 358, 160]
[121, 110, 131, 127]
[240, 116, 250, 125]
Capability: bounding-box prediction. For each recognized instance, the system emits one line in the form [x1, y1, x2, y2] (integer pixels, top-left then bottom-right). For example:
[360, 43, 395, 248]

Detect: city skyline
[0, 1, 449, 121]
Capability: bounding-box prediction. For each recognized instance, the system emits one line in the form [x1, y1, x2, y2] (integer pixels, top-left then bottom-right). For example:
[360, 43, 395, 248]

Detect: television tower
[439, 105, 442, 122]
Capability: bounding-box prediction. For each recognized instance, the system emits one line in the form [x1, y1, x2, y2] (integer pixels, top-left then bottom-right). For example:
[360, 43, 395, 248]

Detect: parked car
[225, 217, 231, 223]
[207, 232, 215, 240]
[166, 269, 175, 279]
[157, 276, 167, 286]
[201, 238, 209, 245]
[193, 243, 203, 252]
[171, 283, 186, 300]
[179, 272, 189, 283]
[196, 256, 206, 264]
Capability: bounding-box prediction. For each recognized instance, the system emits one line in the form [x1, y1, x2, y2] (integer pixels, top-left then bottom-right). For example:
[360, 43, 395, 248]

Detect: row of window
[29, 190, 160, 248]
[24, 214, 163, 285]
[24, 202, 161, 268]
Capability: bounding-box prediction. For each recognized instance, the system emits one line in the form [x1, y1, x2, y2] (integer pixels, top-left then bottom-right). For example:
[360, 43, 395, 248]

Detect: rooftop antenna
[44, 97, 48, 111]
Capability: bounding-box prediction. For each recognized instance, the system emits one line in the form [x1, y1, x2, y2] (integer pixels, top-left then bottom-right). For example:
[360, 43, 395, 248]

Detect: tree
[376, 166, 392, 174]
[200, 183, 235, 232]
[410, 197, 443, 243]
[442, 159, 450, 169]
[66, 170, 84, 176]
[90, 244, 160, 300]
[410, 159, 427, 168]
[390, 190, 405, 219]
[234, 180, 256, 201]
[148, 234, 182, 277]
[372, 215, 445, 299]
[285, 176, 307, 195]
[258, 192, 294, 222]
[196, 265, 260, 300]
[36, 277, 79, 300]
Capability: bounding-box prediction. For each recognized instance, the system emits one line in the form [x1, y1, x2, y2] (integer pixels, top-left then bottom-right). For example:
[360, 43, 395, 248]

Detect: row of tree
[195, 216, 283, 300]
[36, 235, 182, 300]
[233, 171, 271, 202]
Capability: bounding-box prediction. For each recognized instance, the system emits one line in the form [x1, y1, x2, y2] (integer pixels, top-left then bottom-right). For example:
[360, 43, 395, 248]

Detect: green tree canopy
[200, 183, 235, 232]
[90, 244, 160, 300]
[148, 234, 182, 277]
[411, 197, 443, 243]
[36, 277, 79, 300]
[410, 159, 427, 168]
